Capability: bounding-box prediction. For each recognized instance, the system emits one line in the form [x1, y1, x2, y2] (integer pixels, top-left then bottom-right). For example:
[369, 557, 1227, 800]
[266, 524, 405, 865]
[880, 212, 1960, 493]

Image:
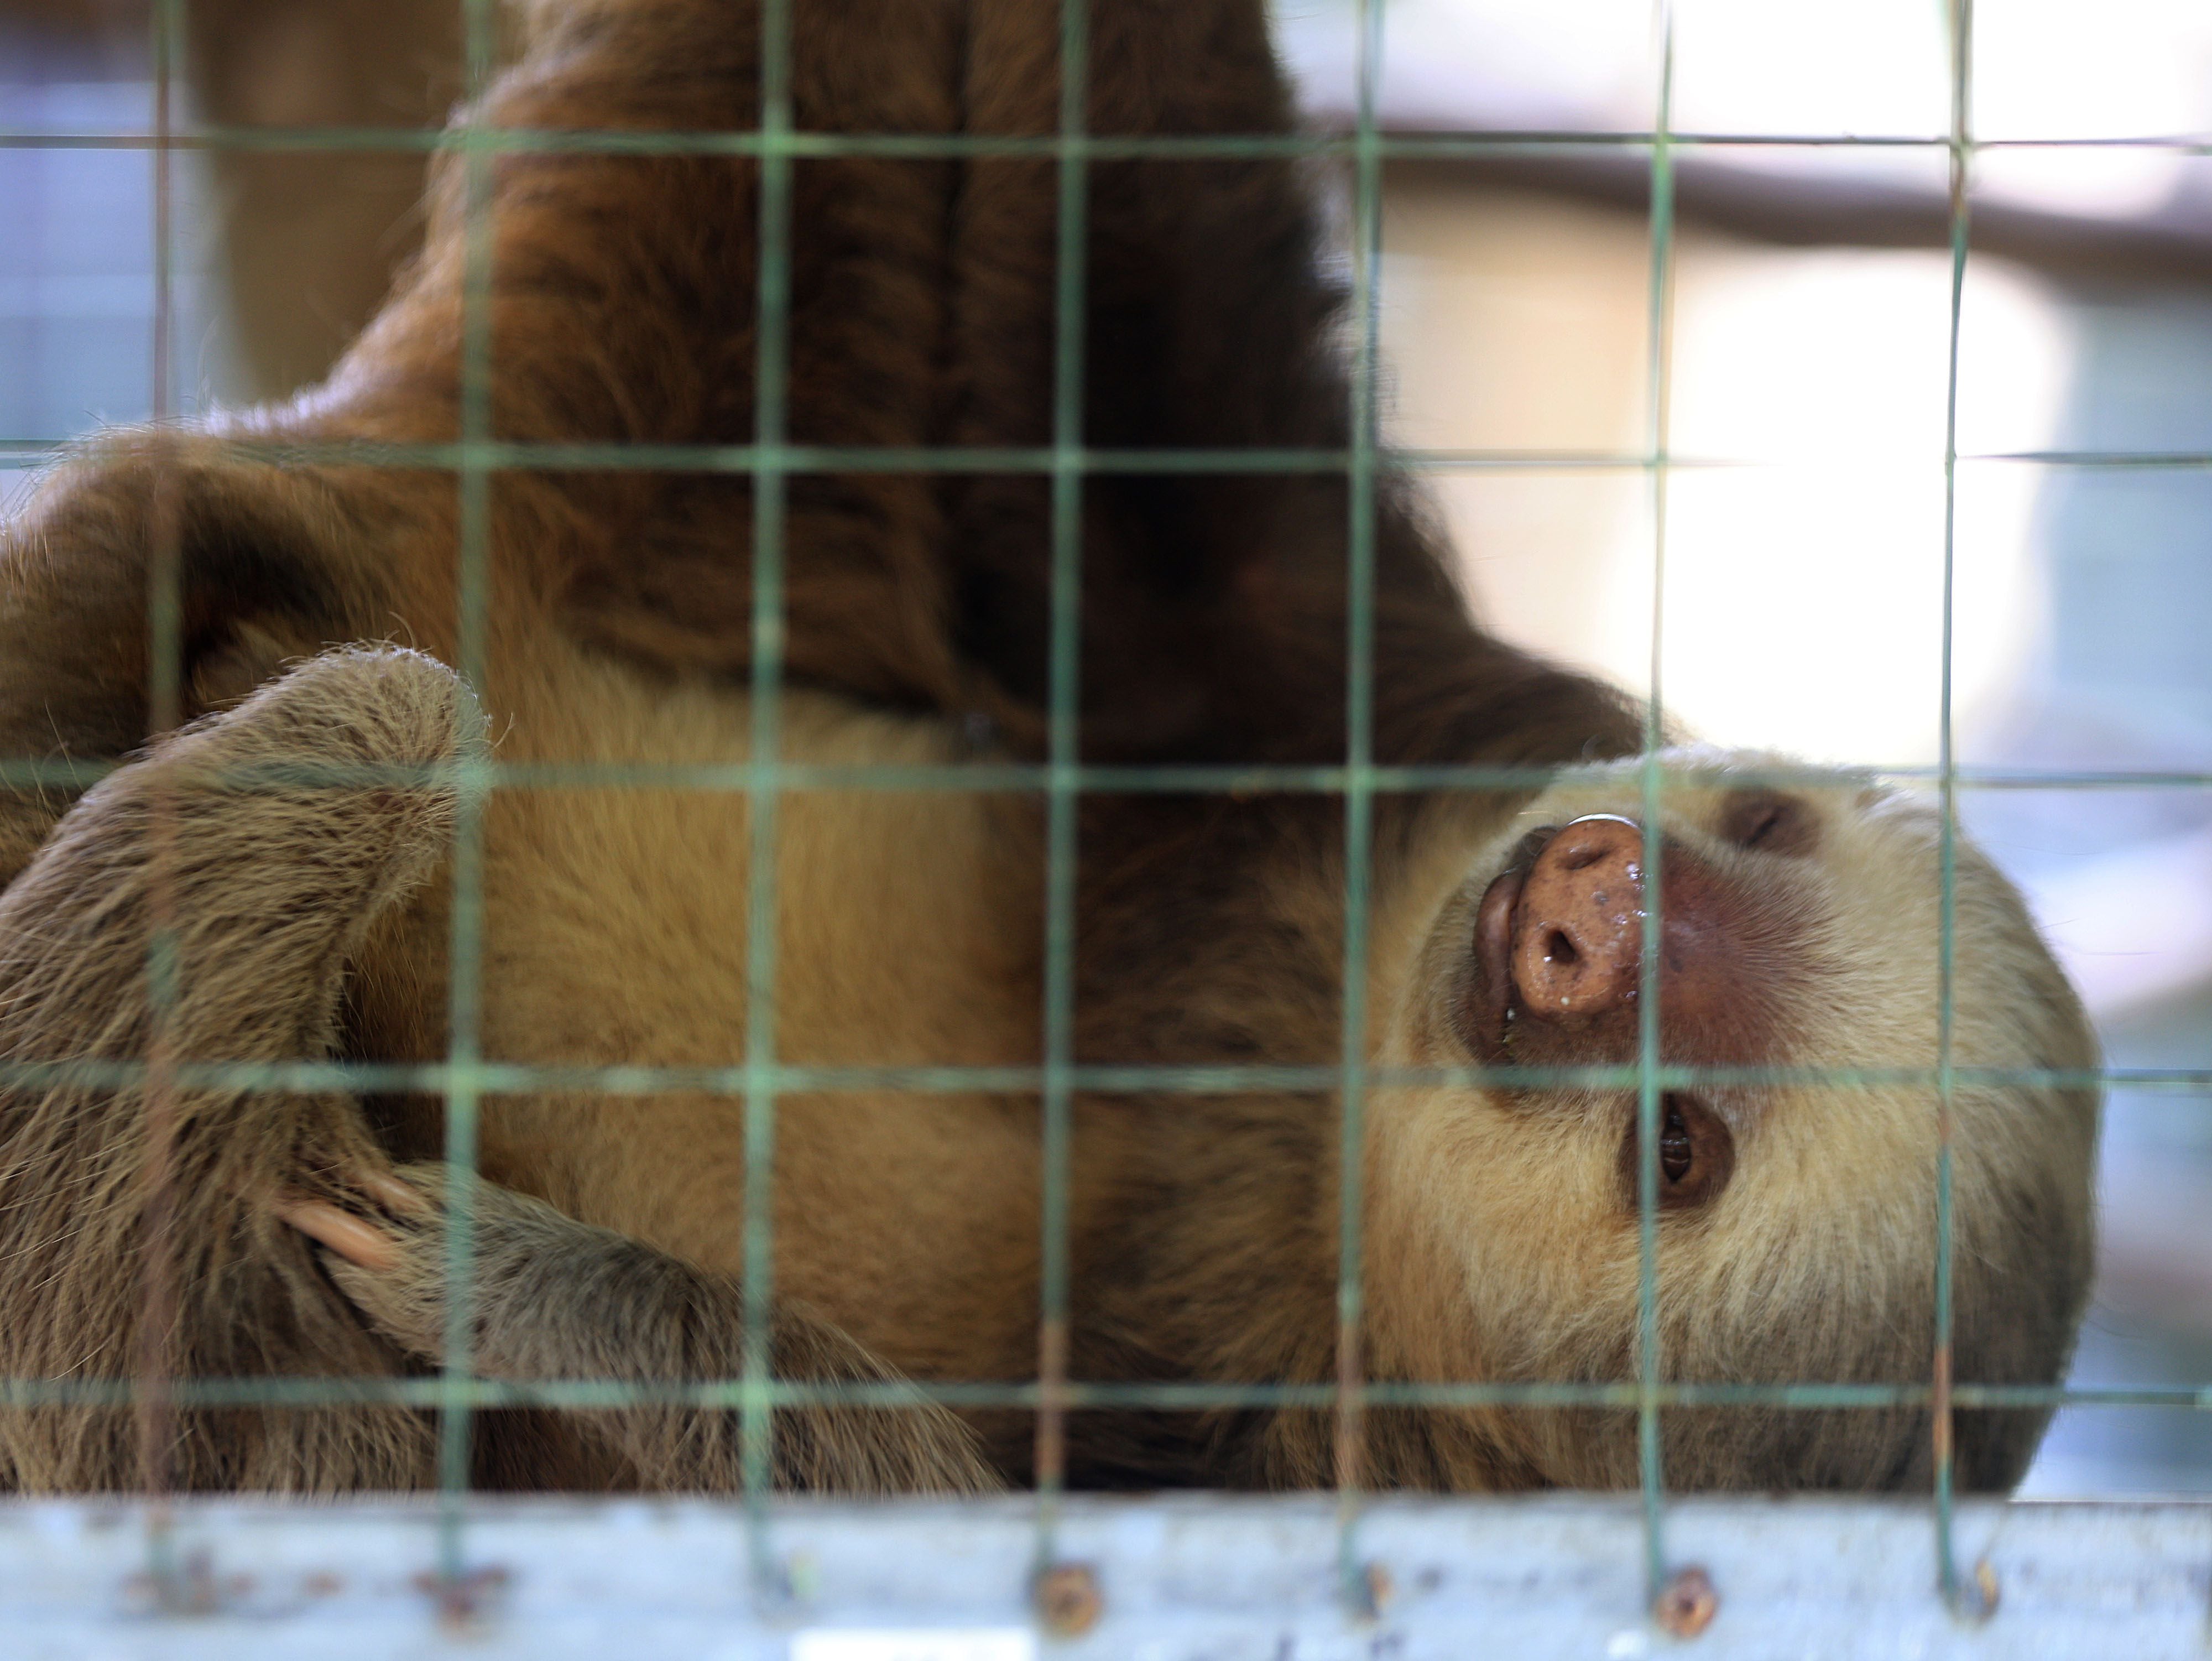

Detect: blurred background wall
[3, 0, 2210, 1495]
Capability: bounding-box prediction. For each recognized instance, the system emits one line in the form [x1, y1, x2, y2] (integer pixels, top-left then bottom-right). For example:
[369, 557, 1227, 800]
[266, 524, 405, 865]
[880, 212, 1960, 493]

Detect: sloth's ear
[0, 430, 383, 888]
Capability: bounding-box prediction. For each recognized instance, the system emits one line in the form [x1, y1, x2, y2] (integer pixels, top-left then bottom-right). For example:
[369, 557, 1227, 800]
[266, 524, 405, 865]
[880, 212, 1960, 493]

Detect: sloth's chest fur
[354, 650, 1055, 1381]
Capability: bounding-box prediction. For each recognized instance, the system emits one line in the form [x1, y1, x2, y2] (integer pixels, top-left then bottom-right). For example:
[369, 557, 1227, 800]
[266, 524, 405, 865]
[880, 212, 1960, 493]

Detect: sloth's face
[1375, 748, 2101, 1487]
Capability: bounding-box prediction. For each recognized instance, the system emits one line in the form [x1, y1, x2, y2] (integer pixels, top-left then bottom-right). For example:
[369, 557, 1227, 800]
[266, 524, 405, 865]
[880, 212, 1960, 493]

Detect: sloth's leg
[0, 648, 466, 1492]
[282, 1165, 1001, 1495]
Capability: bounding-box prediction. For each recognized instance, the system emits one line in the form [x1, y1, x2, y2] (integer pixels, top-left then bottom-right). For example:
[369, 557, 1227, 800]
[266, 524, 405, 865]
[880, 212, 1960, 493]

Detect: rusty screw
[1362, 1561, 1395, 1618]
[1960, 1556, 2001, 1621]
[1035, 1561, 1102, 1638]
[414, 1564, 513, 1633]
[1653, 1565, 1718, 1639]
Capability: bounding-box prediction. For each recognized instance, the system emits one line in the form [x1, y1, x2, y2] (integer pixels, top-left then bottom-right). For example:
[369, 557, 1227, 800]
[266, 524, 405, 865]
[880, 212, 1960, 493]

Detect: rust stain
[1653, 1564, 1718, 1639]
[1035, 1561, 1102, 1638]
[1363, 1561, 1395, 1618]
[123, 1547, 226, 1617]
[1973, 1556, 2001, 1620]
[414, 1564, 514, 1632]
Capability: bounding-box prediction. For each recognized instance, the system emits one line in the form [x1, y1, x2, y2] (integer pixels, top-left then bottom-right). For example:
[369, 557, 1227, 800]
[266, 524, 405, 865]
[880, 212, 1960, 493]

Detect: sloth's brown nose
[1466, 811, 1783, 1067]
[1512, 815, 1646, 1021]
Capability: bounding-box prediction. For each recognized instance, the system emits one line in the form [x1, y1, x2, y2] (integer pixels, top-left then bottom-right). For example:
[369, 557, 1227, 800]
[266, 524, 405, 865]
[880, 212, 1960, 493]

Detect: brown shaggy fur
[0, 0, 2098, 1496]
[0, 649, 997, 1492]
[0, 649, 452, 1491]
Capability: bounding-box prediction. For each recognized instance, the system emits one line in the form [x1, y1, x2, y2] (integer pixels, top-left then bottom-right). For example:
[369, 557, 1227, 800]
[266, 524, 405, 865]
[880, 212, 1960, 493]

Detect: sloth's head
[1378, 749, 2100, 1491]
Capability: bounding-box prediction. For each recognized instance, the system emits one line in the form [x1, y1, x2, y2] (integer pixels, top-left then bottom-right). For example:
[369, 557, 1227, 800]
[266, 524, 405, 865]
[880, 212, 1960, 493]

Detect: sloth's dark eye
[1619, 1093, 1736, 1212]
[1660, 1099, 1694, 1184]
[1718, 791, 1817, 857]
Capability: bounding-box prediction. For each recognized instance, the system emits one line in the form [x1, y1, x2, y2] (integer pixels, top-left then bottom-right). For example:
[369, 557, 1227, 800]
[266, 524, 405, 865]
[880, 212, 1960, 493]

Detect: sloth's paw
[276, 1162, 576, 1370]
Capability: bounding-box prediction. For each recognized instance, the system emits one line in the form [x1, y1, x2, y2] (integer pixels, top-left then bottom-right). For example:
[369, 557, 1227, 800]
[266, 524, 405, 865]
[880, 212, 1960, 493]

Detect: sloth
[0, 649, 2098, 1496]
[0, 0, 2097, 1496]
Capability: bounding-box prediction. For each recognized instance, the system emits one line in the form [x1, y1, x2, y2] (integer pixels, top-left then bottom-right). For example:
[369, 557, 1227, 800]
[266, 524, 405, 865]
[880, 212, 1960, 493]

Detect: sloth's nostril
[1509, 816, 1645, 1023]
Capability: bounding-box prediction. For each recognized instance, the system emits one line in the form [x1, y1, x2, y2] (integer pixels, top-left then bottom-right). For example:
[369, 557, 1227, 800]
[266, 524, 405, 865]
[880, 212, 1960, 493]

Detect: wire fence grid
[1, 0, 2209, 1647]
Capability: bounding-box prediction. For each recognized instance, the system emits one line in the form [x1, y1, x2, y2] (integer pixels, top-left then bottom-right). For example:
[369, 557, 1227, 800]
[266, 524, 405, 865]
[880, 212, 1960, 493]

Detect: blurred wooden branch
[1387, 148, 2212, 289]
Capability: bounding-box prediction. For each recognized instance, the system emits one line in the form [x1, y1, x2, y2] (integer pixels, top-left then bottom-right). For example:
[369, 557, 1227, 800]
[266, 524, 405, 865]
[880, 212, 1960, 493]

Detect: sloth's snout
[1512, 815, 1645, 1022]
[1464, 809, 1783, 1068]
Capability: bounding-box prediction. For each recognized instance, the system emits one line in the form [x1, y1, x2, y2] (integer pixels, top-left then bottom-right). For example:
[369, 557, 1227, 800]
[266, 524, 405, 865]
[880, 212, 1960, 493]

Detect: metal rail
[4, 1494, 2208, 1659]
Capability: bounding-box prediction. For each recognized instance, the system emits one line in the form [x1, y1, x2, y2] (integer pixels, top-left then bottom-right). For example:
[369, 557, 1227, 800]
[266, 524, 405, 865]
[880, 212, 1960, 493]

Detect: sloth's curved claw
[356, 1169, 433, 1216]
[275, 1194, 403, 1272]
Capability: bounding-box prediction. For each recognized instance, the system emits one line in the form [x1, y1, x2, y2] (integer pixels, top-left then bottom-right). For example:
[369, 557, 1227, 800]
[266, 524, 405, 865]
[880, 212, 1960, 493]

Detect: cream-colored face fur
[1372, 749, 2101, 1488]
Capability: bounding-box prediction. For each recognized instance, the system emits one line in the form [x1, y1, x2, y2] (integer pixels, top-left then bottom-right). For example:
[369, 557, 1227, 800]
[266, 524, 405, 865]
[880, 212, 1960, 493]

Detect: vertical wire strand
[1933, 0, 1975, 1614]
[135, 0, 185, 1596]
[1332, 0, 1385, 1606]
[436, 0, 503, 1585]
[1634, 0, 1678, 1613]
[742, 0, 796, 1597]
[1032, 0, 1089, 1570]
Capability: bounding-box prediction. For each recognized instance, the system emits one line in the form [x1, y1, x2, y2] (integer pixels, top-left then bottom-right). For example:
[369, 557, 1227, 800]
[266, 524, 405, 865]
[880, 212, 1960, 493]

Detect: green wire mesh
[0, 0, 2204, 1628]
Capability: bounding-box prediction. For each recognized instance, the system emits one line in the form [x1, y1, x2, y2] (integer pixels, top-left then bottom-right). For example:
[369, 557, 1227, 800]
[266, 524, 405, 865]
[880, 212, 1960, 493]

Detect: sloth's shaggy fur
[0, 0, 2098, 1495]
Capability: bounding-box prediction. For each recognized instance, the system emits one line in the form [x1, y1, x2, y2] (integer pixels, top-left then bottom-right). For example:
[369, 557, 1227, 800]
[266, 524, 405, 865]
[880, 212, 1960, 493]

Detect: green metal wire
[1632, 0, 1679, 1615]
[1931, 0, 1976, 1616]
[430, 0, 504, 1589]
[6, 1374, 2206, 1414]
[17, 436, 2212, 472]
[138, 0, 184, 1603]
[742, 0, 797, 1597]
[0, 1055, 2187, 1098]
[7, 124, 2209, 158]
[1033, 0, 1090, 1576]
[5, 753, 2212, 796]
[1331, 0, 1386, 1611]
[0, 1375, 2200, 1413]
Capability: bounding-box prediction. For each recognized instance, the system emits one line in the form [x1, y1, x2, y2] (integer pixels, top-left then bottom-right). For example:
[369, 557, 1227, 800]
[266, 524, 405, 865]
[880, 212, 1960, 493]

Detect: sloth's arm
[0, 642, 988, 1495]
[283, 1166, 1001, 1496]
[0, 648, 462, 1492]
